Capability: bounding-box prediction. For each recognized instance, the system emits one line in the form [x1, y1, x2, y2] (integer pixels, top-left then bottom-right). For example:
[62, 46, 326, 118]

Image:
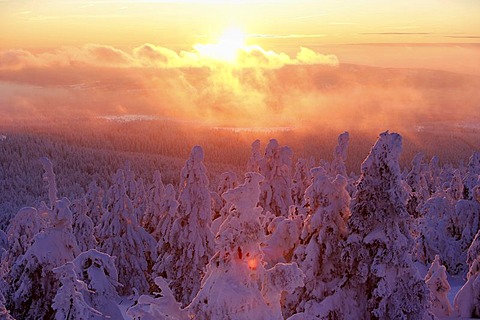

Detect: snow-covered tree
[154, 146, 214, 306]
[447, 169, 465, 201]
[6, 158, 79, 319]
[425, 255, 452, 317]
[126, 277, 188, 320]
[464, 152, 480, 199]
[330, 131, 349, 178]
[153, 184, 179, 254]
[468, 225, 480, 271]
[291, 158, 314, 206]
[428, 155, 441, 193]
[133, 177, 148, 225]
[258, 139, 294, 217]
[339, 132, 431, 319]
[405, 153, 431, 218]
[1, 207, 41, 275]
[188, 172, 304, 319]
[262, 215, 302, 268]
[286, 171, 351, 316]
[96, 169, 157, 296]
[85, 181, 104, 227]
[52, 262, 102, 320]
[71, 198, 96, 253]
[247, 139, 262, 173]
[415, 195, 460, 273]
[454, 254, 480, 317]
[211, 171, 239, 235]
[142, 170, 166, 238]
[6, 197, 79, 319]
[72, 249, 123, 319]
[454, 198, 480, 273]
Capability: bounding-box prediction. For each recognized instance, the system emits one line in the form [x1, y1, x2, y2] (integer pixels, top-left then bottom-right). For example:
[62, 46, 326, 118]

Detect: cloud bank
[0, 43, 338, 70]
[0, 42, 479, 133]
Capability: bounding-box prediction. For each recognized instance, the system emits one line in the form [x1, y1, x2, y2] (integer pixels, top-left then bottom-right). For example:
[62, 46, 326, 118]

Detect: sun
[194, 27, 247, 62]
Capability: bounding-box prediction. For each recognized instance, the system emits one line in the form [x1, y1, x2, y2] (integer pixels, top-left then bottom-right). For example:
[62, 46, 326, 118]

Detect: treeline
[0, 130, 479, 319]
[0, 118, 478, 228]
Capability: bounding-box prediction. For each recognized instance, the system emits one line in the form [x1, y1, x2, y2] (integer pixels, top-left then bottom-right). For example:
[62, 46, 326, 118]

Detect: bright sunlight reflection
[194, 27, 246, 62]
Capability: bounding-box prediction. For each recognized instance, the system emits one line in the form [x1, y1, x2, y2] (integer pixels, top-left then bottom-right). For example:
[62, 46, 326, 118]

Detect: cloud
[0, 43, 478, 134]
[0, 43, 338, 71]
[296, 47, 338, 65]
[249, 33, 326, 39]
[444, 35, 480, 39]
[360, 32, 431, 35]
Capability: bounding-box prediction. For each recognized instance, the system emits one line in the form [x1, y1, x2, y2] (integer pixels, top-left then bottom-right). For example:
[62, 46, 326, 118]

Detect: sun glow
[194, 27, 246, 62]
[247, 257, 258, 270]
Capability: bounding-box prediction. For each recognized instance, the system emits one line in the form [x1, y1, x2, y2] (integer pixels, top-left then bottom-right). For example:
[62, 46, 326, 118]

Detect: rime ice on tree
[72, 198, 97, 253]
[291, 158, 314, 206]
[286, 170, 351, 317]
[211, 171, 238, 235]
[455, 253, 480, 317]
[247, 139, 262, 173]
[405, 153, 430, 218]
[464, 152, 480, 199]
[96, 169, 157, 296]
[189, 172, 304, 320]
[127, 277, 188, 320]
[72, 249, 123, 319]
[258, 139, 294, 218]
[7, 197, 79, 319]
[153, 184, 179, 257]
[415, 196, 459, 273]
[340, 132, 431, 319]
[330, 131, 349, 178]
[52, 262, 102, 320]
[425, 255, 452, 317]
[142, 170, 166, 238]
[6, 159, 79, 319]
[1, 207, 41, 275]
[154, 146, 214, 306]
[85, 181, 105, 227]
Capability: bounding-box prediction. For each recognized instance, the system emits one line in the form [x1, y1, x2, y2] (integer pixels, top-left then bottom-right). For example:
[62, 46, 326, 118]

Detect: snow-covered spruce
[415, 195, 460, 274]
[52, 262, 102, 320]
[96, 169, 157, 296]
[189, 172, 304, 320]
[425, 255, 452, 317]
[211, 171, 238, 235]
[6, 197, 79, 319]
[142, 170, 166, 239]
[5, 159, 79, 319]
[286, 169, 351, 317]
[153, 184, 180, 257]
[454, 253, 480, 317]
[84, 181, 105, 227]
[127, 277, 188, 320]
[154, 146, 214, 307]
[405, 153, 431, 218]
[338, 132, 432, 319]
[330, 131, 349, 178]
[1, 207, 41, 276]
[72, 249, 123, 319]
[291, 158, 314, 206]
[72, 198, 97, 253]
[257, 139, 294, 218]
[464, 152, 480, 199]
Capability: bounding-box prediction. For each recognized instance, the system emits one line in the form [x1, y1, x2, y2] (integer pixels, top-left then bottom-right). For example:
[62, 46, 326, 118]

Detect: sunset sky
[1, 0, 479, 128]
[1, 0, 479, 49]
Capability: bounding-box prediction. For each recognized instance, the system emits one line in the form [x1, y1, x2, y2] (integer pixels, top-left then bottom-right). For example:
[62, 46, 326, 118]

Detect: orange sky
[1, 0, 479, 49]
[0, 0, 479, 128]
